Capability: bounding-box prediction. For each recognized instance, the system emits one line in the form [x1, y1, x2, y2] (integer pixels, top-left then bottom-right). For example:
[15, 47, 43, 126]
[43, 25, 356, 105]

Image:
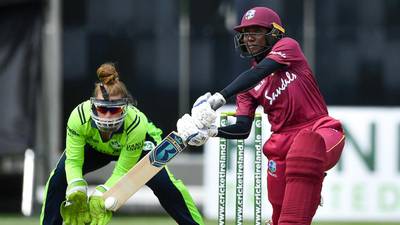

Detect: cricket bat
[102, 131, 187, 211]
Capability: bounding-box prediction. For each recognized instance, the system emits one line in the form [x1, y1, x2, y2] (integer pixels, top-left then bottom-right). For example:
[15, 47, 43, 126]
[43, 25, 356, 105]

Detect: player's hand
[60, 179, 90, 225]
[206, 124, 218, 137]
[89, 185, 112, 225]
[89, 196, 112, 225]
[208, 92, 226, 110]
[187, 125, 218, 146]
[191, 92, 217, 129]
[60, 193, 91, 225]
[177, 114, 200, 142]
[177, 114, 204, 145]
[186, 128, 210, 146]
[177, 114, 214, 146]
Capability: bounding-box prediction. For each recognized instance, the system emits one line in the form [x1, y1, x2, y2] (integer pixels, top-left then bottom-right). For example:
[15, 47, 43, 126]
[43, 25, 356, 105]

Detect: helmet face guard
[234, 23, 285, 58]
[90, 97, 128, 133]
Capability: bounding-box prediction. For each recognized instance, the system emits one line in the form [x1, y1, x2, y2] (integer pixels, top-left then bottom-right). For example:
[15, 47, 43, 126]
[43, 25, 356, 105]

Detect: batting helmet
[234, 7, 284, 32]
[233, 7, 285, 58]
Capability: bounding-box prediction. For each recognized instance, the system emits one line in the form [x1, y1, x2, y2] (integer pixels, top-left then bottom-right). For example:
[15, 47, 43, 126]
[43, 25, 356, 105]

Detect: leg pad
[279, 130, 326, 225]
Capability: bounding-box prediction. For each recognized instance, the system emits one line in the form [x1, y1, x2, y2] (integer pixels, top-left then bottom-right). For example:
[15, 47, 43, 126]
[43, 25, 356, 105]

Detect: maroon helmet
[234, 7, 283, 32]
[233, 7, 285, 58]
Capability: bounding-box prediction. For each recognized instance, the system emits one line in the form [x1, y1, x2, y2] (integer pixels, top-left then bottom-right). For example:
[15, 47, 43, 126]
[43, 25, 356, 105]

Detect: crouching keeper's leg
[146, 166, 204, 225]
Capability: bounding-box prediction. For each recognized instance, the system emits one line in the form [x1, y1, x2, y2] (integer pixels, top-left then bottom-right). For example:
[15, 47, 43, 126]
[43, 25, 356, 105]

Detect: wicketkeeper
[40, 63, 204, 225]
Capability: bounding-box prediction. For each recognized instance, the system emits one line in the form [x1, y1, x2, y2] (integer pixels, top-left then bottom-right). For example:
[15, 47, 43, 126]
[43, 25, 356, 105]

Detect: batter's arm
[216, 115, 253, 139]
[220, 58, 285, 99]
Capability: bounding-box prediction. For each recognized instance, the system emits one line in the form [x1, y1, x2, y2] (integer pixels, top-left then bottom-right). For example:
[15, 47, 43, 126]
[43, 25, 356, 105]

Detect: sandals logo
[264, 71, 297, 105]
[270, 50, 287, 59]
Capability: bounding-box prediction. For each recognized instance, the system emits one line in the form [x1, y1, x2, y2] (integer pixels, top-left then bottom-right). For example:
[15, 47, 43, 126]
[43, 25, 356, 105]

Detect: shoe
[265, 219, 272, 225]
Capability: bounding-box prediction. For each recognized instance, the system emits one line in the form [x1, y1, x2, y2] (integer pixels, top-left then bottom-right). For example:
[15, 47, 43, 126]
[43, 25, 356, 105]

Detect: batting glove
[177, 114, 213, 146]
[206, 124, 218, 137]
[187, 125, 218, 146]
[187, 128, 210, 146]
[177, 114, 200, 142]
[208, 92, 226, 110]
[191, 92, 217, 129]
[60, 179, 91, 225]
[89, 185, 112, 225]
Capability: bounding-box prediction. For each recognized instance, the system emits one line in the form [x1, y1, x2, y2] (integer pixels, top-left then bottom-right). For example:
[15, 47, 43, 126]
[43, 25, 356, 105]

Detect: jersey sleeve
[146, 121, 163, 145]
[104, 112, 148, 187]
[266, 38, 303, 66]
[65, 103, 87, 184]
[235, 91, 257, 118]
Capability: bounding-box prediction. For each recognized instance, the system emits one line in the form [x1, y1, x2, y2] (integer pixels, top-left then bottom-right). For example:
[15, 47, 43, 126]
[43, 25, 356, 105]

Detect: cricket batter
[177, 7, 346, 225]
[40, 63, 204, 225]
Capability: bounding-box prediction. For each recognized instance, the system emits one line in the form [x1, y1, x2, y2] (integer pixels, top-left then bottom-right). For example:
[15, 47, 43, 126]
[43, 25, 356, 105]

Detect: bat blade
[102, 131, 186, 211]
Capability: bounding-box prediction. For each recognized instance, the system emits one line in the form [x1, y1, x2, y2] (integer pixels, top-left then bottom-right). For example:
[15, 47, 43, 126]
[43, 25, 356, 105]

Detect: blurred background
[0, 0, 399, 224]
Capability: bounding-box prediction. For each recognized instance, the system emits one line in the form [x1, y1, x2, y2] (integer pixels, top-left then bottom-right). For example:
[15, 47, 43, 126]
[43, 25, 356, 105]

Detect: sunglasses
[95, 106, 123, 115]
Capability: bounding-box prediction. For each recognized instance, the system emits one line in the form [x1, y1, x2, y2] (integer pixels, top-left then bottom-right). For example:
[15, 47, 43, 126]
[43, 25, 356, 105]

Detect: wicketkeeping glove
[89, 185, 112, 225]
[60, 179, 91, 225]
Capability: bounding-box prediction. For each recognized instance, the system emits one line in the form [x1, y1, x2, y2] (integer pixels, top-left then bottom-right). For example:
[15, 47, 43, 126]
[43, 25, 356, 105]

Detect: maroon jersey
[236, 37, 328, 132]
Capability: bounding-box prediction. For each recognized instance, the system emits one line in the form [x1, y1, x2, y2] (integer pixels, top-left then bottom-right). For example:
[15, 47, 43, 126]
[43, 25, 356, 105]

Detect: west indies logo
[244, 9, 256, 20]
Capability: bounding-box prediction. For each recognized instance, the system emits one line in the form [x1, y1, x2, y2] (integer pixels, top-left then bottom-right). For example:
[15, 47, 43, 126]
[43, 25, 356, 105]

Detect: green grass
[0, 215, 398, 225]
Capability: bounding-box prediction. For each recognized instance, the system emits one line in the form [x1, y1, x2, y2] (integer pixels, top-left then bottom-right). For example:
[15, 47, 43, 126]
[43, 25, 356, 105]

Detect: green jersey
[65, 100, 162, 188]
